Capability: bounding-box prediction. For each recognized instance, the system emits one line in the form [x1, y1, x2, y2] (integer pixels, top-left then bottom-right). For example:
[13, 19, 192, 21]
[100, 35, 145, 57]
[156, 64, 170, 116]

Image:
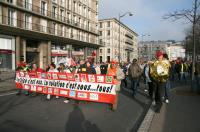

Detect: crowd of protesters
[15, 53, 200, 111]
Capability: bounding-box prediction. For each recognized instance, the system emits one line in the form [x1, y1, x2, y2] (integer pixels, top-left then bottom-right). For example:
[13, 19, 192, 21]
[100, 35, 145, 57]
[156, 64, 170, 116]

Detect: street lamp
[118, 12, 133, 63]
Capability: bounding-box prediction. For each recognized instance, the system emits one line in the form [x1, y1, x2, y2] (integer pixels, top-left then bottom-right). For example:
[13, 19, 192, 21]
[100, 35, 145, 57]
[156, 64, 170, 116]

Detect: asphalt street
[149, 85, 200, 132]
[0, 78, 151, 132]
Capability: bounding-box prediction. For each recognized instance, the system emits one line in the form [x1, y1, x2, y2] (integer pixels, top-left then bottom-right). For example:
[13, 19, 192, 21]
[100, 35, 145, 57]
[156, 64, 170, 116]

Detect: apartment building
[0, 0, 99, 71]
[138, 41, 185, 61]
[98, 18, 138, 63]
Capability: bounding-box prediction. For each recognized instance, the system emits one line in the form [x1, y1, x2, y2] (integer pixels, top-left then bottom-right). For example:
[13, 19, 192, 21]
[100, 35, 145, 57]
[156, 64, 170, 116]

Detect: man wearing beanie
[128, 58, 142, 97]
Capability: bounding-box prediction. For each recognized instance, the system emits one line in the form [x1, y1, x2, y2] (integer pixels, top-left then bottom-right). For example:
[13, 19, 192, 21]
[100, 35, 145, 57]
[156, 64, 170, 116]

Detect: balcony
[125, 32, 133, 39]
[125, 46, 133, 51]
[0, 0, 99, 34]
[0, 15, 99, 46]
[125, 39, 134, 45]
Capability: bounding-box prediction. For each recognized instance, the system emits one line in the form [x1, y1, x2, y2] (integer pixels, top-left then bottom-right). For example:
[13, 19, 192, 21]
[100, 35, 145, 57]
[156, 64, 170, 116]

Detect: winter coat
[128, 62, 142, 79]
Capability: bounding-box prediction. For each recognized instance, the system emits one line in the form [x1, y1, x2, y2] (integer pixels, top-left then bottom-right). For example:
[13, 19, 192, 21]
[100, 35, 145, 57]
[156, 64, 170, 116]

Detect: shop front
[0, 35, 15, 71]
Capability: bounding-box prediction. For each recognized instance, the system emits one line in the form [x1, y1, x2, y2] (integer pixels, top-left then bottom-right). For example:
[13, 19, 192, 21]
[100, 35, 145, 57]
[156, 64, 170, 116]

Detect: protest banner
[15, 72, 117, 105]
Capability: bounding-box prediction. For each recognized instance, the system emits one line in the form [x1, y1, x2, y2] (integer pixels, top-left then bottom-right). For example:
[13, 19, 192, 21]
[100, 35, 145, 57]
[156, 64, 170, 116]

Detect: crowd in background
[15, 53, 200, 111]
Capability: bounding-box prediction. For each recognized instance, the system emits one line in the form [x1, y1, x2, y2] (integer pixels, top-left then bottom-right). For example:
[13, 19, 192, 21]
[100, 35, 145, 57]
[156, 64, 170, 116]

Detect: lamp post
[118, 12, 133, 63]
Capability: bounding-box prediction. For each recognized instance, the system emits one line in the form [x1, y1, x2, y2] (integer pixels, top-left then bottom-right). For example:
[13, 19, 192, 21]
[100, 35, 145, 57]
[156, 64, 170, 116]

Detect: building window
[52, 22, 57, 35]
[67, 12, 70, 22]
[8, 9, 16, 26]
[73, 1, 76, 12]
[25, 14, 31, 29]
[107, 48, 110, 53]
[60, 9, 64, 21]
[52, 0, 57, 3]
[60, 25, 65, 36]
[41, 1, 47, 15]
[100, 39, 103, 44]
[100, 49, 102, 53]
[100, 56, 102, 63]
[99, 31, 102, 36]
[67, 0, 70, 9]
[61, 0, 65, 5]
[40, 19, 47, 32]
[24, 0, 32, 10]
[107, 56, 110, 62]
[100, 22, 102, 28]
[107, 30, 110, 36]
[107, 21, 110, 27]
[7, 0, 13, 3]
[52, 6, 57, 18]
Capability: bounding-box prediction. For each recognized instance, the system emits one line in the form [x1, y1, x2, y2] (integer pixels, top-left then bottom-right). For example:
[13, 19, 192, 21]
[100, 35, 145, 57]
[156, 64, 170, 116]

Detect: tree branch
[163, 10, 194, 23]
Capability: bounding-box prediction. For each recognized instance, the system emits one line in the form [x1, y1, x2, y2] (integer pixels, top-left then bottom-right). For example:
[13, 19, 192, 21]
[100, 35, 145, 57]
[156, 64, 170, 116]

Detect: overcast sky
[99, 0, 193, 41]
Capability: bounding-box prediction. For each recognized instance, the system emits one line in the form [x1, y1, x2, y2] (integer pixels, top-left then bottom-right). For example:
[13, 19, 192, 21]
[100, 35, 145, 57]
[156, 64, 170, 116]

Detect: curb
[137, 105, 155, 132]
[0, 89, 17, 94]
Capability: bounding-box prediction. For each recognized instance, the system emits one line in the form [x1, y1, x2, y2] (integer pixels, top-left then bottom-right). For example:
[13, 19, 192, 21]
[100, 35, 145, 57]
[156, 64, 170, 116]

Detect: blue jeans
[165, 80, 171, 99]
[131, 78, 139, 96]
[180, 72, 187, 82]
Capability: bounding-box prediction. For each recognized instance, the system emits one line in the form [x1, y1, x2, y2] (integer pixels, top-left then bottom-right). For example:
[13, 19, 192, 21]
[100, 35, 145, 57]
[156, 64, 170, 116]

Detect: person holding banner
[77, 60, 87, 73]
[86, 62, 96, 74]
[16, 58, 29, 96]
[46, 63, 59, 100]
[58, 63, 71, 103]
[29, 63, 44, 96]
[107, 61, 125, 110]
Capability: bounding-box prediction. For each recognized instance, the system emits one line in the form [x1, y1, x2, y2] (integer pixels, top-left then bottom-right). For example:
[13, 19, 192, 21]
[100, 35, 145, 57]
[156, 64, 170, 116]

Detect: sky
[99, 0, 193, 41]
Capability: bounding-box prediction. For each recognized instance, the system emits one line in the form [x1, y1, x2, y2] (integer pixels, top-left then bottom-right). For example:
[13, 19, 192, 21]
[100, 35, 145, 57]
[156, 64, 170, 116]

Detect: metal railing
[1, 0, 98, 34]
[0, 15, 99, 45]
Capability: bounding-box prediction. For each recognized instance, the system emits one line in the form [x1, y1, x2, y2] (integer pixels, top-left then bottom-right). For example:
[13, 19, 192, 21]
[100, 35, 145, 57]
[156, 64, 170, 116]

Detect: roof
[99, 18, 138, 36]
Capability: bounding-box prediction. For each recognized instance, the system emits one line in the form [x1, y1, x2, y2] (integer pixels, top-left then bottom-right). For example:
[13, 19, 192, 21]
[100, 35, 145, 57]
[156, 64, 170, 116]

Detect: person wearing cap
[107, 60, 125, 110]
[150, 51, 170, 112]
[128, 59, 143, 97]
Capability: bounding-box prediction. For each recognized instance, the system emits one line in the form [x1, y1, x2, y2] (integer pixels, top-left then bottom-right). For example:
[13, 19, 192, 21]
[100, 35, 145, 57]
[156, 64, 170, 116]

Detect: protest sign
[15, 72, 117, 105]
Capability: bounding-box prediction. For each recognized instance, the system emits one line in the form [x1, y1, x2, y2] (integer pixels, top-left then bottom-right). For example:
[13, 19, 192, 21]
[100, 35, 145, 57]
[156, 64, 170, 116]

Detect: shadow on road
[120, 86, 151, 132]
[65, 105, 101, 132]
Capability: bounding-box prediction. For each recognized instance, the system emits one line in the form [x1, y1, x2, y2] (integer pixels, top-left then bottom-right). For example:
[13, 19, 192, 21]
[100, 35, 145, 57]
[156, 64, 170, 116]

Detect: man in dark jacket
[128, 59, 142, 97]
[86, 62, 96, 74]
[100, 62, 108, 75]
[77, 60, 87, 73]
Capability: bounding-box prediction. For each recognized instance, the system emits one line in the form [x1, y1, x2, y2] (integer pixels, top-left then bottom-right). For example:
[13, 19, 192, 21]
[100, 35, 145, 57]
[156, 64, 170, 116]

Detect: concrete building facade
[98, 18, 138, 63]
[0, 0, 100, 71]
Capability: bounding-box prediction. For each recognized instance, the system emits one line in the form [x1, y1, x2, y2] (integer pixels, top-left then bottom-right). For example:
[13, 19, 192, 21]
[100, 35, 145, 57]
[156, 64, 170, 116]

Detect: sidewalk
[149, 85, 200, 132]
[0, 71, 16, 93]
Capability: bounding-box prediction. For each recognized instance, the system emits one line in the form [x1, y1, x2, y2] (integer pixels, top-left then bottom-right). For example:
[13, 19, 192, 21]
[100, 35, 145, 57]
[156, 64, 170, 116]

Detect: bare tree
[163, 0, 200, 91]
